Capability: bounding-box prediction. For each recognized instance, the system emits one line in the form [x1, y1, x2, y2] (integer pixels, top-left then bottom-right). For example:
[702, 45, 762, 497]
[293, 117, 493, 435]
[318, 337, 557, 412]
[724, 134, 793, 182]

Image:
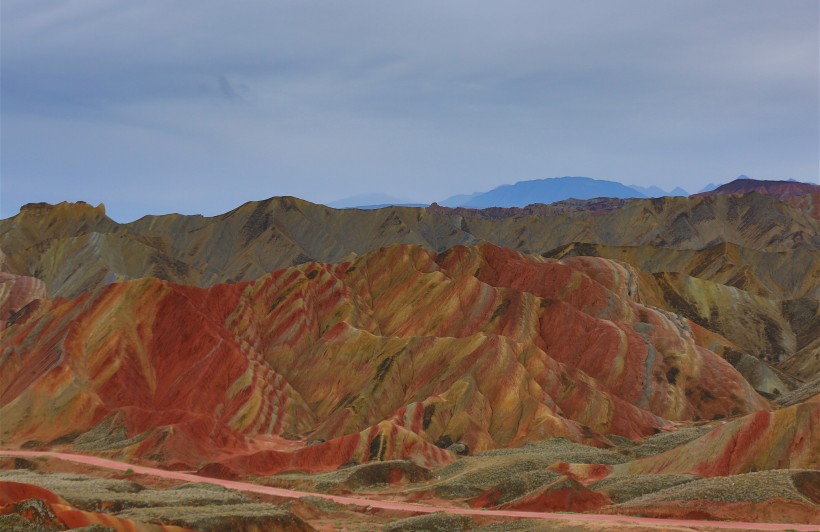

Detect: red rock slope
[0, 244, 766, 474]
[614, 396, 820, 477]
[0, 272, 46, 332]
[0, 480, 190, 531]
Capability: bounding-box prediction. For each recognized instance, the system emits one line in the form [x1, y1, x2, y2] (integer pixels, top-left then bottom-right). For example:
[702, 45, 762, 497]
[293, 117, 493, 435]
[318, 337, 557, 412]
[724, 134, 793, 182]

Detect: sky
[2, 1, 818, 222]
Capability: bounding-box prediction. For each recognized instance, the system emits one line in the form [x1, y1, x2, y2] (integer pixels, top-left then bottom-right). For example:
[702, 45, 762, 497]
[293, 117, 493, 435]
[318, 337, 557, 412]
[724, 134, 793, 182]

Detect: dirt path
[1, 450, 815, 531]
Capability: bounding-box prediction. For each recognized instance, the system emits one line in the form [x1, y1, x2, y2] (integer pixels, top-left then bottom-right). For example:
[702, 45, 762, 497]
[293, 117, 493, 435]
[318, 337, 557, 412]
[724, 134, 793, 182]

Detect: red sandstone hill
[615, 397, 820, 477]
[0, 244, 767, 474]
[2, 194, 817, 381]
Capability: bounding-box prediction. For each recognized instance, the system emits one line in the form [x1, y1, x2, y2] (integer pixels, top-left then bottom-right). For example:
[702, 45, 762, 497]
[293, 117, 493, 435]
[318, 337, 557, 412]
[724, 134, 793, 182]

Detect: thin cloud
[1, 0, 817, 221]
[217, 75, 241, 101]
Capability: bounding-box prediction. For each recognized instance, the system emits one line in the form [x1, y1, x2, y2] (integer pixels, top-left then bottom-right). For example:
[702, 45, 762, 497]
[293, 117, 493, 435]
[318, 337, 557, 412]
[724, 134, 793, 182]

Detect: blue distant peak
[460, 176, 646, 209]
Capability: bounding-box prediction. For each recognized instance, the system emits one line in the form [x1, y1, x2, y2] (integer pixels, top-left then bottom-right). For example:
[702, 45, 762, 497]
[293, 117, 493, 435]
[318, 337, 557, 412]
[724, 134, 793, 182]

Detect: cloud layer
[2, 1, 818, 221]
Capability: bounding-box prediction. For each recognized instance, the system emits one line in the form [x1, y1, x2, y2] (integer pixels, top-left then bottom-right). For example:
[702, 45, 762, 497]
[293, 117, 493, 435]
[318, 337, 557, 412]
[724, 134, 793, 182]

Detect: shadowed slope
[543, 241, 820, 301]
[2, 193, 817, 299]
[547, 242, 820, 382]
[694, 178, 819, 200]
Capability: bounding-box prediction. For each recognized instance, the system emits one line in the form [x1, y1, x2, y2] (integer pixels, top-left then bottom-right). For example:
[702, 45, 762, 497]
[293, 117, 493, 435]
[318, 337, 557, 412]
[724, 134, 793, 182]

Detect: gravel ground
[270, 459, 431, 493]
[0, 515, 53, 532]
[432, 458, 560, 499]
[72, 415, 148, 452]
[590, 474, 700, 503]
[0, 470, 248, 510]
[382, 511, 472, 531]
[297, 495, 345, 512]
[471, 470, 564, 505]
[474, 438, 629, 464]
[611, 470, 816, 506]
[0, 502, 65, 532]
[776, 379, 820, 408]
[475, 520, 553, 531]
[117, 502, 309, 529]
[616, 426, 713, 458]
[426, 438, 629, 499]
[475, 520, 698, 531]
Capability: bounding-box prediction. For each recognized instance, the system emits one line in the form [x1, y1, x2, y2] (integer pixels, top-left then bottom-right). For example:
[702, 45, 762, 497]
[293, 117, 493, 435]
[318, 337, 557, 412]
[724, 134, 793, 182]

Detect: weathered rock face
[0, 244, 767, 474]
[2, 193, 817, 300]
[614, 397, 820, 477]
[543, 241, 820, 301]
[4, 193, 816, 382]
[0, 272, 46, 332]
[4, 193, 817, 371]
[546, 242, 820, 381]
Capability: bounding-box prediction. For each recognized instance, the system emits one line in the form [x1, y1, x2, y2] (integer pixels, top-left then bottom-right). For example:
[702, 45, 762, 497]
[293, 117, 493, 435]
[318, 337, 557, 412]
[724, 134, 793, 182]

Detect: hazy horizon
[2, 1, 818, 222]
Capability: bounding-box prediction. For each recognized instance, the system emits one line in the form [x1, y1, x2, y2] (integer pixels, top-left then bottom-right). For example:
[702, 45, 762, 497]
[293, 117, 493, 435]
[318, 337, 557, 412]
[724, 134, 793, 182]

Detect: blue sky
[2, 1, 818, 221]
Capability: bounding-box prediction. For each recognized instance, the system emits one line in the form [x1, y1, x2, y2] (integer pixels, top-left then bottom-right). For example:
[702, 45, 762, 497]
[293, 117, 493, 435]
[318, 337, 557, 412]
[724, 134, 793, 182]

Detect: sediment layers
[3, 192, 816, 383]
[0, 244, 767, 473]
[2, 193, 817, 300]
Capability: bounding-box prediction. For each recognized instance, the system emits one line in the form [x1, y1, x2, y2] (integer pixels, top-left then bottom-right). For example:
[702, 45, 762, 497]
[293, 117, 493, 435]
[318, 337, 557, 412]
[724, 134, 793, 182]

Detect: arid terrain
[1, 180, 818, 530]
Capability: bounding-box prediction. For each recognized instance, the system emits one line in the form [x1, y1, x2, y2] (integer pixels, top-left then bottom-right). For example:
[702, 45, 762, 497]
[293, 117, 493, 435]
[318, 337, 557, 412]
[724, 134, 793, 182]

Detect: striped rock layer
[3, 193, 817, 382]
[614, 396, 820, 477]
[546, 242, 820, 383]
[1, 244, 767, 473]
[0, 481, 191, 531]
[2, 193, 817, 301]
[0, 272, 46, 332]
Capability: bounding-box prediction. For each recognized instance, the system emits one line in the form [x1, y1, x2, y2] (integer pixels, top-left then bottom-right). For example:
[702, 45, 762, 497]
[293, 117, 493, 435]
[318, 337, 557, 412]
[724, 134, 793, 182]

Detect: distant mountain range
[628, 184, 689, 197]
[436, 176, 642, 208]
[332, 175, 816, 210]
[327, 193, 422, 209]
[346, 203, 429, 210]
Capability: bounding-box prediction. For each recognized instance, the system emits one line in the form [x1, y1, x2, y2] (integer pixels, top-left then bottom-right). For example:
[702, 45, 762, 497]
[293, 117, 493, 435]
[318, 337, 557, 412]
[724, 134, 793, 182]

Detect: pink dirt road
[1, 450, 815, 531]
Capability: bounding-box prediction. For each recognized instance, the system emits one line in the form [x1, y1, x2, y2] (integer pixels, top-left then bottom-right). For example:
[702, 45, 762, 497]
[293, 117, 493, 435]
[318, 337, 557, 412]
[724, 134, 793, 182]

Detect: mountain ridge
[694, 178, 819, 199]
[2, 191, 818, 385]
[1, 243, 767, 472]
[2, 186, 818, 527]
[3, 192, 817, 297]
[460, 176, 646, 208]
